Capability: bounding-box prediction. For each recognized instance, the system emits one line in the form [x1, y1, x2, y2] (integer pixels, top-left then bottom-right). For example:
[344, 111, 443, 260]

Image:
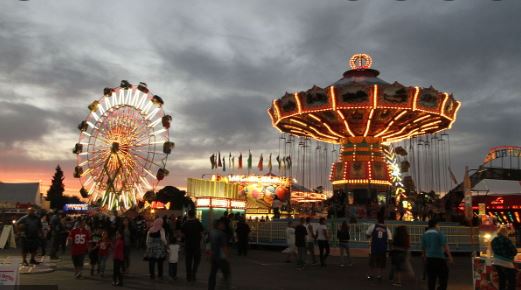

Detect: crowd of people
[16, 206, 513, 290]
[14, 208, 241, 289]
[280, 211, 456, 290]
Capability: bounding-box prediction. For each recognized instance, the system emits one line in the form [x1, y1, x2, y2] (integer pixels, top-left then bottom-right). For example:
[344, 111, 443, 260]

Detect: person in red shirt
[98, 230, 111, 277]
[67, 219, 91, 279]
[113, 229, 125, 286]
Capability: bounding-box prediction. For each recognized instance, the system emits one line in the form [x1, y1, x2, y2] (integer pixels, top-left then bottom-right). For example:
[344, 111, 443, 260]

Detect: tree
[156, 186, 194, 211]
[64, 195, 82, 204]
[46, 165, 65, 210]
[143, 190, 156, 202]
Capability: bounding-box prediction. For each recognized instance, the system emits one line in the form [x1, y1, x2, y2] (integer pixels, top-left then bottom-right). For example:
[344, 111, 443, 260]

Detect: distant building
[0, 182, 41, 208]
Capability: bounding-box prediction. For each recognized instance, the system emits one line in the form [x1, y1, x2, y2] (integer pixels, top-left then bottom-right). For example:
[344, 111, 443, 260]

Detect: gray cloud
[0, 102, 53, 144]
[1, 0, 521, 189]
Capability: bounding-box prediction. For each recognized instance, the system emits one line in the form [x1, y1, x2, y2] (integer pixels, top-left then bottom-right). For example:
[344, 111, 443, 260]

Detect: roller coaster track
[444, 166, 521, 212]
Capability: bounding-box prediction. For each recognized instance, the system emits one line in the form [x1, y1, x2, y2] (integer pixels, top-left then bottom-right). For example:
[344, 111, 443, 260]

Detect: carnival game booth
[457, 179, 521, 244]
[186, 178, 245, 228]
[227, 175, 291, 219]
[470, 194, 521, 225]
[451, 177, 521, 289]
[472, 221, 521, 290]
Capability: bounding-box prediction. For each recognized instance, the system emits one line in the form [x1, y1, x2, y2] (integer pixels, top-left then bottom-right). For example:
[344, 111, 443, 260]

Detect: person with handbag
[144, 218, 167, 279]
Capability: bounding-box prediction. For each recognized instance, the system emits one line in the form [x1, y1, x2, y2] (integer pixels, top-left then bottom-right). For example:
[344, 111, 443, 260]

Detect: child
[168, 236, 179, 280]
[112, 230, 124, 286]
[98, 230, 111, 277]
[88, 228, 101, 275]
[67, 220, 91, 279]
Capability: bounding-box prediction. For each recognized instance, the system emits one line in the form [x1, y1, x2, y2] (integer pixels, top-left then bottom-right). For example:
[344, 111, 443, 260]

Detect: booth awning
[473, 179, 521, 195]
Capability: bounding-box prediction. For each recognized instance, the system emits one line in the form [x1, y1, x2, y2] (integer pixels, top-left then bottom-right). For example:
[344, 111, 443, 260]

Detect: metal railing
[246, 220, 479, 252]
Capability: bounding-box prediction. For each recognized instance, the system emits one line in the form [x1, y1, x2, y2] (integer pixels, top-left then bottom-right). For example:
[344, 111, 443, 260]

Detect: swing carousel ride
[268, 53, 461, 217]
[73, 81, 174, 210]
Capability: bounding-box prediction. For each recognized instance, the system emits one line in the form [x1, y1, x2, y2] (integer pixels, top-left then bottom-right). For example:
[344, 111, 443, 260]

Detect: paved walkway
[4, 248, 473, 290]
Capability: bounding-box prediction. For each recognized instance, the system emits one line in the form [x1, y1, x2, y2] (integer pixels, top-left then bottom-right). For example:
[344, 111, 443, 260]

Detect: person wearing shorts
[16, 208, 42, 266]
[366, 211, 392, 280]
[67, 220, 91, 279]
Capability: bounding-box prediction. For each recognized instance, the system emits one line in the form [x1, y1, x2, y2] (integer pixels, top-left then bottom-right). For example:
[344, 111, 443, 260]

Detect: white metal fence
[246, 220, 479, 252]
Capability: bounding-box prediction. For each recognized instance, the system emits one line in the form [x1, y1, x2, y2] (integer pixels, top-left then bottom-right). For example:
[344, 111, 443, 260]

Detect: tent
[472, 179, 521, 195]
[0, 182, 41, 206]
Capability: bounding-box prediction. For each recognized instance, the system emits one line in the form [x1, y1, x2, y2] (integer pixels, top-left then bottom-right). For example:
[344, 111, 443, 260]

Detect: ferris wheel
[73, 80, 174, 210]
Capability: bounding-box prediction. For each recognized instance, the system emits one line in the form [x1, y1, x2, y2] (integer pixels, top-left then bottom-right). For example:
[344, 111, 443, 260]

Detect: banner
[0, 263, 19, 285]
[0, 225, 16, 249]
[483, 146, 521, 164]
[478, 203, 486, 216]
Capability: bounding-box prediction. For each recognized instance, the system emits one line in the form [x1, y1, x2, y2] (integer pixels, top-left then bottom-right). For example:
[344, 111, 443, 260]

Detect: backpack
[371, 224, 388, 254]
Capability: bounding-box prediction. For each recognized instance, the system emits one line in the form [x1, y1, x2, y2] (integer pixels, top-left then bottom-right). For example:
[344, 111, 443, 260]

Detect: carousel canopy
[268, 53, 461, 144]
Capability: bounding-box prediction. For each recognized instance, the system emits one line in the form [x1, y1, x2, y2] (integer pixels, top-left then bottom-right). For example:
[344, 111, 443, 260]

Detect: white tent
[0, 182, 41, 206]
[472, 179, 521, 195]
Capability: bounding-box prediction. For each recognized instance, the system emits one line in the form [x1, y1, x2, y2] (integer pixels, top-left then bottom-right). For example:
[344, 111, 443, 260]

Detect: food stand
[473, 218, 521, 289]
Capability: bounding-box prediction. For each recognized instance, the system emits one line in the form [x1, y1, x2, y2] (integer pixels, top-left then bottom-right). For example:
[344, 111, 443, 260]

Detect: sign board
[63, 204, 88, 212]
[0, 226, 16, 249]
[483, 146, 521, 164]
[0, 264, 19, 285]
[478, 203, 486, 216]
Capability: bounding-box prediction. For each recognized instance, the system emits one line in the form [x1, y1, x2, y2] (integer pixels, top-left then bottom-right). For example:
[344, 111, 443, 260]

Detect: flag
[268, 153, 272, 173]
[258, 154, 264, 171]
[448, 166, 458, 185]
[210, 154, 216, 169]
[276, 155, 281, 170]
[228, 153, 231, 169]
[232, 156, 235, 169]
[218, 152, 222, 167]
[238, 153, 243, 169]
[223, 157, 226, 172]
[463, 166, 473, 222]
[247, 151, 252, 170]
[286, 155, 292, 169]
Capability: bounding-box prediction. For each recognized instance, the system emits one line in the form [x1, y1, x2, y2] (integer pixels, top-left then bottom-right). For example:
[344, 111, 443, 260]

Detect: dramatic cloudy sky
[1, 0, 520, 197]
